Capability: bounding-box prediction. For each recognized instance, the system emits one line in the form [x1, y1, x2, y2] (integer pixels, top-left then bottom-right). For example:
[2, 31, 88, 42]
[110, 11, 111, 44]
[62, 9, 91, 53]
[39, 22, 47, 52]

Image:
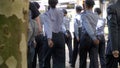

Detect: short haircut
[76, 5, 83, 12]
[94, 8, 102, 15]
[48, 0, 58, 8]
[33, 2, 40, 9]
[85, 0, 95, 8]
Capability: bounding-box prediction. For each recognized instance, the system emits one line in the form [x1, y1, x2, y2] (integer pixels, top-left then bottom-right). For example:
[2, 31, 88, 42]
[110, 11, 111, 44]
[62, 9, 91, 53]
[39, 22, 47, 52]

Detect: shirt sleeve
[74, 18, 79, 39]
[81, 14, 97, 40]
[29, 2, 40, 19]
[44, 14, 52, 39]
[62, 17, 68, 35]
[62, 22, 67, 35]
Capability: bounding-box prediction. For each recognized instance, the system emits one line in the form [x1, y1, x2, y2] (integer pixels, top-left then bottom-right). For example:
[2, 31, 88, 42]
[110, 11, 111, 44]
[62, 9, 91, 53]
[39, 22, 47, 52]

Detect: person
[71, 5, 83, 68]
[79, 0, 99, 68]
[43, 0, 65, 68]
[94, 8, 106, 68]
[62, 9, 72, 64]
[106, 0, 120, 68]
[28, 2, 42, 68]
[31, 2, 48, 68]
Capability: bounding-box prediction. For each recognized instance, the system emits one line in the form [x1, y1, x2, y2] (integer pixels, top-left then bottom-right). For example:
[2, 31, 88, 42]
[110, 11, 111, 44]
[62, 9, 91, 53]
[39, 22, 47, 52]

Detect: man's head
[33, 2, 40, 9]
[84, 0, 95, 9]
[48, 0, 58, 8]
[76, 5, 83, 13]
[94, 8, 102, 15]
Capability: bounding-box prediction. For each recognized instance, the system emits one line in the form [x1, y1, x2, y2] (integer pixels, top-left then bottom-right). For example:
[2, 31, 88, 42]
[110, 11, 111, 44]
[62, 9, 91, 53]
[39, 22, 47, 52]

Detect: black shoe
[70, 64, 75, 68]
[69, 61, 72, 64]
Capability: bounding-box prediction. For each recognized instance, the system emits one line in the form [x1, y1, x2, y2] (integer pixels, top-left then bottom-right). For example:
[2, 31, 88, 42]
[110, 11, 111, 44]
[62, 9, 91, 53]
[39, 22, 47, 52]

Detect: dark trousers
[71, 33, 80, 67]
[106, 55, 120, 68]
[97, 35, 106, 68]
[64, 30, 72, 63]
[71, 28, 81, 67]
[28, 41, 35, 68]
[45, 32, 65, 68]
[32, 34, 47, 68]
[79, 33, 99, 68]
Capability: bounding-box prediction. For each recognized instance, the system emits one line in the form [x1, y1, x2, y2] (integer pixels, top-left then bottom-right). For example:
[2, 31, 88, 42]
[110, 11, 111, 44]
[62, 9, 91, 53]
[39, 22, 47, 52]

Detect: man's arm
[30, 2, 42, 34]
[44, 14, 53, 48]
[107, 6, 118, 52]
[81, 14, 99, 45]
[35, 16, 42, 34]
[74, 19, 79, 41]
[82, 14, 97, 40]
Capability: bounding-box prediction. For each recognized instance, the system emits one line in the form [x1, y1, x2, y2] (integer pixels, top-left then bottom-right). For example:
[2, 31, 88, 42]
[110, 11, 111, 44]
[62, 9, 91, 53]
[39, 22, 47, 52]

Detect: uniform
[63, 16, 72, 63]
[106, 1, 120, 68]
[96, 17, 106, 68]
[79, 10, 99, 68]
[44, 8, 65, 68]
[71, 13, 82, 67]
[28, 2, 40, 68]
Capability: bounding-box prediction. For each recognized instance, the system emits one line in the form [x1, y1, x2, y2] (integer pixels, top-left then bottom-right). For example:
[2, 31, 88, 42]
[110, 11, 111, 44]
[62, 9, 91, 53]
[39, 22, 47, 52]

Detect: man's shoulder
[107, 4, 117, 14]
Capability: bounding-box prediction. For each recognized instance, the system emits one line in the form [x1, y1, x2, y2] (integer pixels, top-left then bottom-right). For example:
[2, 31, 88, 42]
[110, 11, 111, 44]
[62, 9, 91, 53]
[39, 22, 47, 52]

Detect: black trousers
[28, 41, 35, 68]
[32, 34, 47, 68]
[97, 35, 106, 68]
[79, 33, 99, 68]
[106, 55, 120, 68]
[71, 32, 80, 67]
[44, 32, 65, 68]
[64, 30, 72, 63]
[71, 28, 81, 67]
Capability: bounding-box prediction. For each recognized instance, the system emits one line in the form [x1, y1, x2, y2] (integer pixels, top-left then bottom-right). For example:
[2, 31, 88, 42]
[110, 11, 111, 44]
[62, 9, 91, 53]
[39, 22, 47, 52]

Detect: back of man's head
[85, 0, 95, 8]
[94, 8, 101, 15]
[48, 0, 58, 8]
[33, 2, 40, 9]
[76, 5, 83, 12]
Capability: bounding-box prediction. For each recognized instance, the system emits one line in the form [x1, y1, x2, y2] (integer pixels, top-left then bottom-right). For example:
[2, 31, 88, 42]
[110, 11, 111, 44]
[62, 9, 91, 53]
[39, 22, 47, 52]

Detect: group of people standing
[28, 0, 120, 68]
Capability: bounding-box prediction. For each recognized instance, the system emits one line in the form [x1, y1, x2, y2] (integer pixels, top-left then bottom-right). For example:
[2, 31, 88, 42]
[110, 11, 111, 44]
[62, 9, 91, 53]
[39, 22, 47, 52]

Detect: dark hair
[76, 5, 83, 12]
[63, 9, 67, 14]
[33, 2, 40, 9]
[85, 0, 95, 8]
[48, 0, 58, 8]
[94, 8, 102, 15]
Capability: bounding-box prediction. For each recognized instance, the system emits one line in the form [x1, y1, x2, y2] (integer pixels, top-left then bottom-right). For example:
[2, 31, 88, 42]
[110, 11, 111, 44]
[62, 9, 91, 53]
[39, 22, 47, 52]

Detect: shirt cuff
[91, 36, 97, 41]
[47, 35, 52, 39]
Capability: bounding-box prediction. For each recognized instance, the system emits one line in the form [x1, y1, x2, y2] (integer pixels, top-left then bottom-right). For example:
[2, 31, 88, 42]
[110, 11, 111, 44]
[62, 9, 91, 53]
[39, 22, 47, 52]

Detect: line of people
[28, 0, 120, 68]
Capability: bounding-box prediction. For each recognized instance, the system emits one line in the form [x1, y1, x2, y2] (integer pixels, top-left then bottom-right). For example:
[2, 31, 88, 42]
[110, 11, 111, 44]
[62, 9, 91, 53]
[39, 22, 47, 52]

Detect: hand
[77, 37, 80, 42]
[66, 34, 69, 38]
[38, 27, 43, 35]
[48, 39, 54, 48]
[33, 40, 37, 48]
[93, 39, 99, 45]
[112, 50, 119, 58]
